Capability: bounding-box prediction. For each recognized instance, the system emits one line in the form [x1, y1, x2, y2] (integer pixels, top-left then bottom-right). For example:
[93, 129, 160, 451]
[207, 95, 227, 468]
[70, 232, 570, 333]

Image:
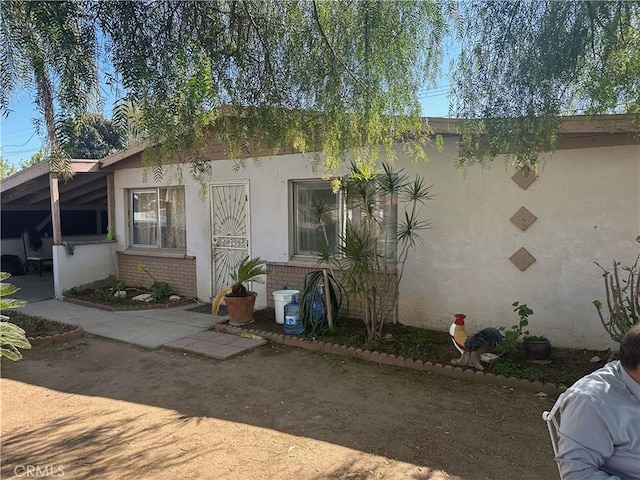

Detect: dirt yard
[1, 334, 559, 480]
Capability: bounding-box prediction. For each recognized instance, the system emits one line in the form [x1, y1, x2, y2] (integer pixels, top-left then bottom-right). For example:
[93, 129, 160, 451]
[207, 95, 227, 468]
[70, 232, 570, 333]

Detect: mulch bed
[12, 291, 607, 388]
[4, 311, 84, 347]
[225, 307, 608, 388]
[63, 289, 196, 311]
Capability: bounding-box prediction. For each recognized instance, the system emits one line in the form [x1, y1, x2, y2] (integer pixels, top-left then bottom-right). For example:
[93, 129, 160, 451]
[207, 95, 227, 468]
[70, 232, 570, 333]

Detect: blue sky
[1, 91, 43, 167]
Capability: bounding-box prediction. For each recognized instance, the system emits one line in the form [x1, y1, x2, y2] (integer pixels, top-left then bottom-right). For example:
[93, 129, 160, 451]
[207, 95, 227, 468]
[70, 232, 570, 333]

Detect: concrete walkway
[9, 273, 265, 359]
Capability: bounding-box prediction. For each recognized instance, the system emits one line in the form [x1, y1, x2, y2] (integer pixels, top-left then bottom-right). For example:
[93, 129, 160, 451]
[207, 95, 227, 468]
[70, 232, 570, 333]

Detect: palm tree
[1, 1, 100, 179]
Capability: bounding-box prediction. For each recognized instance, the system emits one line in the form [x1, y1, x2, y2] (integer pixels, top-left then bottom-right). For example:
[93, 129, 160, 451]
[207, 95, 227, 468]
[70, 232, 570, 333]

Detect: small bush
[151, 281, 172, 301]
[491, 358, 543, 382]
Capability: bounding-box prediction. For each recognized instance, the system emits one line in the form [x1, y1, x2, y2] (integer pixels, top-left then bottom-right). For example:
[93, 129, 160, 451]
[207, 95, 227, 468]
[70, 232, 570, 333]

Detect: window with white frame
[293, 181, 342, 255]
[130, 187, 186, 249]
[292, 179, 397, 259]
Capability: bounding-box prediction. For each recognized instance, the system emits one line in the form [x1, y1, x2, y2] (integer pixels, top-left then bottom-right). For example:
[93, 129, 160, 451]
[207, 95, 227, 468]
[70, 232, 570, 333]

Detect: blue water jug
[283, 295, 304, 335]
[311, 291, 324, 323]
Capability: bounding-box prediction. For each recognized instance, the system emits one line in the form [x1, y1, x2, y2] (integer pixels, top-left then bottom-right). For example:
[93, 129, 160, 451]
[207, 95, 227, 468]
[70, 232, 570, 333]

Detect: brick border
[62, 297, 195, 311]
[28, 325, 84, 347]
[212, 323, 566, 395]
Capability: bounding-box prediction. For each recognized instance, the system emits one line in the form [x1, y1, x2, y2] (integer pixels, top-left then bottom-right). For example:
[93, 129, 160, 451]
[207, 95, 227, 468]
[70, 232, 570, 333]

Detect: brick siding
[266, 262, 396, 322]
[117, 253, 197, 298]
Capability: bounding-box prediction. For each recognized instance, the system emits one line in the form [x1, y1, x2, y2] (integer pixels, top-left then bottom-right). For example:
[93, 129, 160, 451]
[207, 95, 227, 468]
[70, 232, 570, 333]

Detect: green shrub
[497, 302, 532, 355]
[151, 281, 172, 300]
[0, 272, 31, 361]
[491, 358, 543, 382]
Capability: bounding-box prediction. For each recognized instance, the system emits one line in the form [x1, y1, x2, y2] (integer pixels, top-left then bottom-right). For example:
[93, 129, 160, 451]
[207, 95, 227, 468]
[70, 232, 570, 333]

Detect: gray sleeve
[556, 393, 621, 480]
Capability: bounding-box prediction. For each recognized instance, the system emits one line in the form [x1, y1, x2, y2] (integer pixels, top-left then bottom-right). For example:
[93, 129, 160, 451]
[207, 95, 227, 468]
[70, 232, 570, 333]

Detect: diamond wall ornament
[510, 247, 536, 271]
[510, 207, 538, 231]
[511, 170, 537, 190]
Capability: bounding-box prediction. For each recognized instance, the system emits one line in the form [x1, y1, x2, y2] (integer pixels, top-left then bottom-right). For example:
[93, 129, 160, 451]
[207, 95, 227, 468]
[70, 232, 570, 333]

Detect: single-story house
[3, 115, 638, 350]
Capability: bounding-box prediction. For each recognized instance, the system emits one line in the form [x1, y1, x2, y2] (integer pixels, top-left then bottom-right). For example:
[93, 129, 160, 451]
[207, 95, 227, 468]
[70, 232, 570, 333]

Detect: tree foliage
[3, 1, 639, 176]
[452, 0, 640, 171]
[0, 156, 17, 180]
[2, 1, 448, 178]
[97, 0, 447, 173]
[59, 113, 124, 159]
[1, 1, 100, 179]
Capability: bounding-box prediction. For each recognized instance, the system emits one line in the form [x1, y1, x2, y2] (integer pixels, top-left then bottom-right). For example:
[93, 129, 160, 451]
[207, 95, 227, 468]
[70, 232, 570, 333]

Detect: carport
[1, 159, 116, 297]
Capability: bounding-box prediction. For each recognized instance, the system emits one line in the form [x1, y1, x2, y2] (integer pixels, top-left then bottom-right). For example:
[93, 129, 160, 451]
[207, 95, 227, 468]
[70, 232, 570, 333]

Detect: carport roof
[1, 159, 106, 212]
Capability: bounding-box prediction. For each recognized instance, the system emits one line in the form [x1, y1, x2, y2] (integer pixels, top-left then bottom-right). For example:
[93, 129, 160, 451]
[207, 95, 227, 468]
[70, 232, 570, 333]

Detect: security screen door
[210, 182, 250, 296]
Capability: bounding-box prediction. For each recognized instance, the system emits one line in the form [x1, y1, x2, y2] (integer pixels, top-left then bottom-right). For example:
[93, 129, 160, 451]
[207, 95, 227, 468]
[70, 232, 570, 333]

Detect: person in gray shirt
[556, 324, 640, 480]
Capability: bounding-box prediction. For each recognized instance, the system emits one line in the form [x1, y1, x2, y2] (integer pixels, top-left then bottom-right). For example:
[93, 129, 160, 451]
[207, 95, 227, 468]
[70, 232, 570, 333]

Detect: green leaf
[1, 347, 22, 361]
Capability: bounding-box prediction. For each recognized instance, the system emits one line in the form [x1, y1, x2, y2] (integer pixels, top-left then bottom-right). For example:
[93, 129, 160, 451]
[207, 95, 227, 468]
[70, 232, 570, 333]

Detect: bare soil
[1, 333, 561, 480]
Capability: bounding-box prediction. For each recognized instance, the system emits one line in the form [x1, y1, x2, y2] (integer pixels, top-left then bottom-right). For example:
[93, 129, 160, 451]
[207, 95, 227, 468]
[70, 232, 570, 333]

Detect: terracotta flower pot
[225, 291, 257, 326]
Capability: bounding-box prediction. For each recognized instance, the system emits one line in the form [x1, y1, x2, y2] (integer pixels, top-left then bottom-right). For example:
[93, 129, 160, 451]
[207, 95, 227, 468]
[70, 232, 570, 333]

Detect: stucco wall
[397, 141, 639, 350]
[112, 140, 639, 349]
[53, 241, 117, 298]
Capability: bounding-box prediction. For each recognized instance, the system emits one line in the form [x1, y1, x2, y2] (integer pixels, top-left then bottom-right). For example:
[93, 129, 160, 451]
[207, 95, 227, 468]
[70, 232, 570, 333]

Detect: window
[292, 180, 397, 258]
[293, 181, 342, 255]
[130, 187, 186, 249]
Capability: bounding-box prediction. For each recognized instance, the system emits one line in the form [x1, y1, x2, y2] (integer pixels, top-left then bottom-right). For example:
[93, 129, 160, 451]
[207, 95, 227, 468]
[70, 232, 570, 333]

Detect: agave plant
[212, 256, 268, 314]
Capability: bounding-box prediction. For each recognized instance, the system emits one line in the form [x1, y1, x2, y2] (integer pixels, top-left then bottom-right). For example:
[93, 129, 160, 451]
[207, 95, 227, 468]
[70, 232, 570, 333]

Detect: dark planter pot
[225, 292, 257, 326]
[523, 340, 552, 364]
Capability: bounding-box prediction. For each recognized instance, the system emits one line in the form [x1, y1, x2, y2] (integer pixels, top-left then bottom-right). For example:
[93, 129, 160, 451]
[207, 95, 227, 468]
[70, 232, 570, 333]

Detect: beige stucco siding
[112, 140, 639, 349]
[398, 142, 639, 350]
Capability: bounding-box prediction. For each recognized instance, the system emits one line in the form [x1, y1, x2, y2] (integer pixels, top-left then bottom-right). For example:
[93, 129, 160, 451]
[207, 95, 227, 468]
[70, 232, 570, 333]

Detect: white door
[210, 182, 250, 296]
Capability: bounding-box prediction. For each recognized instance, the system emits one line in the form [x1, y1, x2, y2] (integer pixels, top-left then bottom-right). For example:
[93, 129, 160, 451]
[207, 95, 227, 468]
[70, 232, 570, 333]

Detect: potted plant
[212, 256, 268, 326]
[523, 334, 552, 364]
[502, 302, 551, 363]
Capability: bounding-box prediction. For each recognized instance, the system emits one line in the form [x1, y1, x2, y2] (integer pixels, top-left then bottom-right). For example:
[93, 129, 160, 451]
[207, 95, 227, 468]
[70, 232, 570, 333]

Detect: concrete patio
[7, 273, 266, 358]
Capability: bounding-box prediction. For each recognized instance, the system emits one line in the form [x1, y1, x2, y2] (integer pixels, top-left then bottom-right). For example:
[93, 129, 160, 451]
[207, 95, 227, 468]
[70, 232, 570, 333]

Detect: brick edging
[212, 323, 566, 395]
[28, 325, 84, 347]
[63, 297, 116, 311]
[62, 297, 194, 311]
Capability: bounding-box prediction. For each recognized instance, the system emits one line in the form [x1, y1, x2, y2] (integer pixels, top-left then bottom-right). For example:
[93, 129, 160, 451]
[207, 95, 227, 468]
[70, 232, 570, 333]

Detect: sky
[1, 91, 44, 167]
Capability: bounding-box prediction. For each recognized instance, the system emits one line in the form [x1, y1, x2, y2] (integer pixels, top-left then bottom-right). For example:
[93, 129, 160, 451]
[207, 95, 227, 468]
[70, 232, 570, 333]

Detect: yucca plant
[212, 256, 268, 314]
[311, 162, 433, 342]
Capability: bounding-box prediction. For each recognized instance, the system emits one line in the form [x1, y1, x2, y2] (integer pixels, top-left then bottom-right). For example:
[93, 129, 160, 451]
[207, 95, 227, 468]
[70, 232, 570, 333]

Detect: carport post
[107, 173, 115, 238]
[49, 173, 62, 245]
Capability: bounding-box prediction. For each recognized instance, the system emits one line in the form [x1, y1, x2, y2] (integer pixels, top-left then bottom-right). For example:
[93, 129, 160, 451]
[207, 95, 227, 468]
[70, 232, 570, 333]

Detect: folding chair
[22, 230, 53, 276]
[542, 392, 567, 477]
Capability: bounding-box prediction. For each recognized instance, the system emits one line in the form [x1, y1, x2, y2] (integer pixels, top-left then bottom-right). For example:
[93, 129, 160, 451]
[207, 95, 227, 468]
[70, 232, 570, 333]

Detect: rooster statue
[450, 313, 503, 370]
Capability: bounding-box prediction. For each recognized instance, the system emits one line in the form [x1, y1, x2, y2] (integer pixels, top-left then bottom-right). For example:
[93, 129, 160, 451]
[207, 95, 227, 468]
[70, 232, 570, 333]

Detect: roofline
[556, 114, 639, 134]
[0, 159, 101, 193]
[100, 140, 150, 168]
[96, 114, 639, 167]
[426, 114, 639, 134]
